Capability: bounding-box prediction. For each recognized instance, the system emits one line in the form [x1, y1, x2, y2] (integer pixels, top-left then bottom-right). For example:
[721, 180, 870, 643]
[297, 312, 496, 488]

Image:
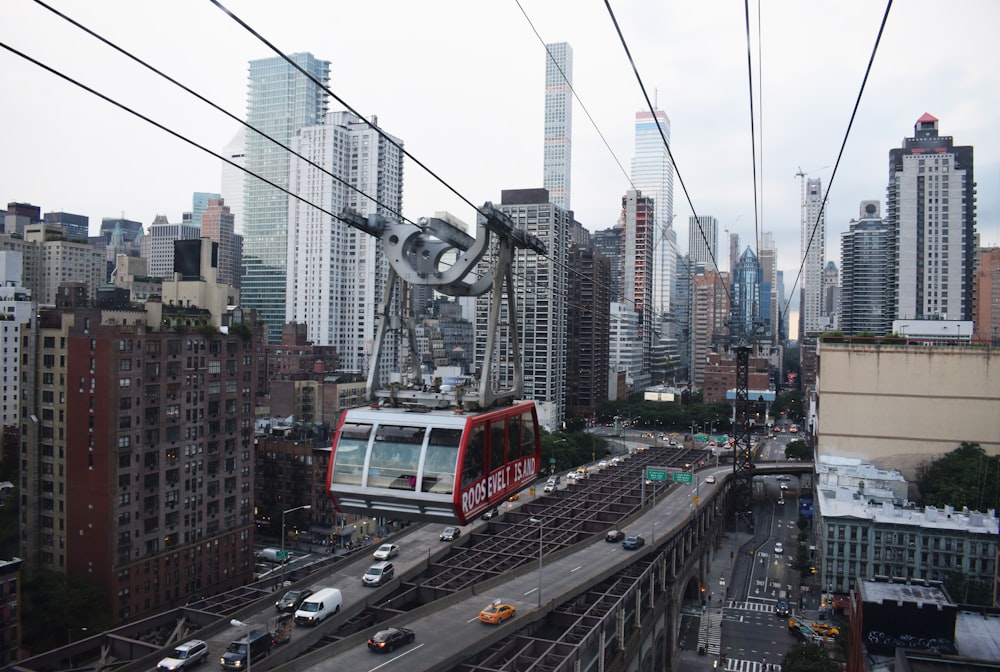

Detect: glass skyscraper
[542, 43, 573, 211]
[242, 52, 330, 343]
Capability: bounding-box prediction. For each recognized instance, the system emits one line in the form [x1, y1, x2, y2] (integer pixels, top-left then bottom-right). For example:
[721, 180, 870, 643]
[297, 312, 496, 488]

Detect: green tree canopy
[781, 641, 838, 672]
[916, 442, 1000, 510]
[785, 439, 812, 461]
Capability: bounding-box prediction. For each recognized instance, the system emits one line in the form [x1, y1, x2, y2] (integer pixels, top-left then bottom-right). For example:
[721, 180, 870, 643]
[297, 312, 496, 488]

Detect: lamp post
[528, 517, 543, 607]
[230, 619, 251, 672]
[280, 504, 311, 585]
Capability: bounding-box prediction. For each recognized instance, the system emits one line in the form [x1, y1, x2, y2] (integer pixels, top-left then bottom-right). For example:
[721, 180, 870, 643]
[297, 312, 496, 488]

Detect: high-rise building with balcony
[888, 113, 976, 322]
[242, 52, 330, 343]
[840, 200, 893, 335]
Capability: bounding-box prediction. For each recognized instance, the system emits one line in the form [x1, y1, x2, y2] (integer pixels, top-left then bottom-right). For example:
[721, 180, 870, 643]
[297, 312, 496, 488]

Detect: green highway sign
[277, 550, 289, 561]
[673, 471, 693, 484]
[645, 468, 668, 482]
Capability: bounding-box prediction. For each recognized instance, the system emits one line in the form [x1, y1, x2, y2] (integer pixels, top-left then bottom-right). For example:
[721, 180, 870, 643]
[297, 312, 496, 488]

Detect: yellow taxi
[478, 598, 517, 625]
[508, 492, 520, 502]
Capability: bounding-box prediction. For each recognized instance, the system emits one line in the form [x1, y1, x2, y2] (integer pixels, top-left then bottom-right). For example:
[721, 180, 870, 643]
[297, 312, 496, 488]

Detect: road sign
[645, 467, 668, 482]
[276, 550, 289, 561]
[673, 471, 693, 484]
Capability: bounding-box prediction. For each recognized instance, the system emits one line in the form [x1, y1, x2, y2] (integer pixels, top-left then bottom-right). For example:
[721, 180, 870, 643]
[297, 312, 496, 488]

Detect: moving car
[705, 475, 717, 484]
[598, 459, 609, 469]
[294, 587, 342, 626]
[481, 508, 500, 521]
[478, 598, 517, 624]
[220, 630, 271, 670]
[275, 588, 314, 613]
[157, 639, 208, 670]
[440, 526, 461, 542]
[774, 542, 784, 555]
[373, 543, 399, 560]
[362, 561, 395, 587]
[776, 475, 791, 481]
[508, 492, 521, 501]
[605, 529, 625, 543]
[622, 535, 645, 550]
[543, 480, 558, 494]
[367, 627, 416, 653]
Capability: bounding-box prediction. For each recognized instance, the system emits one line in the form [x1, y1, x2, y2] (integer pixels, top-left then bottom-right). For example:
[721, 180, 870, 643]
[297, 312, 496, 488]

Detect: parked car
[367, 627, 416, 653]
[478, 598, 517, 624]
[606, 529, 625, 543]
[373, 543, 399, 560]
[275, 588, 314, 613]
[440, 526, 461, 541]
[622, 535, 645, 550]
[157, 639, 208, 670]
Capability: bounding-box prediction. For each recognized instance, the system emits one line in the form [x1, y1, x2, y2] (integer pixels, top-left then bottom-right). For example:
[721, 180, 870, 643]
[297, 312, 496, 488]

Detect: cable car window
[331, 423, 371, 485]
[369, 424, 424, 491]
[423, 427, 461, 494]
[521, 411, 536, 454]
[462, 425, 485, 490]
[489, 421, 505, 472]
[508, 415, 522, 460]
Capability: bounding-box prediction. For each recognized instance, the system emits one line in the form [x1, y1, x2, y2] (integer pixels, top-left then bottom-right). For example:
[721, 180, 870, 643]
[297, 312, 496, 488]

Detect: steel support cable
[603, 0, 731, 307]
[29, 0, 412, 228]
[782, 1, 894, 324]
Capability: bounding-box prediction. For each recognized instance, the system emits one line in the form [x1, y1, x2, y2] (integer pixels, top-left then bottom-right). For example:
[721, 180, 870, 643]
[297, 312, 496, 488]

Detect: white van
[294, 587, 342, 626]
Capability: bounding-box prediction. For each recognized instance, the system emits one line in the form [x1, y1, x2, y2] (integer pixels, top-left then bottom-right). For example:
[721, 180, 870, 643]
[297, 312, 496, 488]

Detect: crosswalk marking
[720, 659, 781, 672]
[726, 600, 775, 613]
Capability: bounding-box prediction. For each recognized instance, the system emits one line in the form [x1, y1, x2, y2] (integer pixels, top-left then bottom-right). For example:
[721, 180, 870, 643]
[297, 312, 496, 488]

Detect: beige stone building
[816, 341, 1000, 480]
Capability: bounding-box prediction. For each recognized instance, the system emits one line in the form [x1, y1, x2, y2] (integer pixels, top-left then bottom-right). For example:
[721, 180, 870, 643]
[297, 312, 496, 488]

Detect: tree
[785, 439, 812, 461]
[781, 641, 838, 672]
[916, 442, 1000, 510]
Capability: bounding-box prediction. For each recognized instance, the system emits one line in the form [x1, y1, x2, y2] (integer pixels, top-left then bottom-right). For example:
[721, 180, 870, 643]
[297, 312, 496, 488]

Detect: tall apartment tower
[822, 261, 840, 331]
[21, 240, 263, 623]
[0, 251, 32, 431]
[973, 247, 1000, 343]
[758, 232, 780, 342]
[839, 200, 893, 335]
[243, 52, 330, 343]
[691, 269, 729, 391]
[622, 190, 655, 389]
[485, 189, 570, 427]
[542, 42, 573, 211]
[199, 198, 236, 287]
[799, 177, 827, 335]
[286, 111, 404, 376]
[688, 215, 718, 267]
[630, 110, 675, 318]
[566, 244, 611, 418]
[592, 226, 624, 301]
[888, 113, 976, 321]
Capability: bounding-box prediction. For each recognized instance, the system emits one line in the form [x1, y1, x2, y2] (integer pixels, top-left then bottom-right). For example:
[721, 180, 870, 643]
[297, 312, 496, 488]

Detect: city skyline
[1, 1, 998, 298]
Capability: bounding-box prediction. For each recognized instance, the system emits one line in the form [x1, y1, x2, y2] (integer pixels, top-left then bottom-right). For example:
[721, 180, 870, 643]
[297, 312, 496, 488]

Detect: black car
[622, 534, 645, 550]
[605, 529, 625, 543]
[275, 588, 313, 613]
[367, 627, 416, 653]
[440, 526, 461, 541]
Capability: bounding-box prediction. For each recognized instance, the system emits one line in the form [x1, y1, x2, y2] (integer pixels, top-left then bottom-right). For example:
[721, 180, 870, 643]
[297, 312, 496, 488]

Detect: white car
[598, 460, 609, 469]
[566, 471, 578, 481]
[704, 475, 717, 484]
[774, 542, 784, 555]
[373, 543, 399, 560]
[157, 639, 208, 670]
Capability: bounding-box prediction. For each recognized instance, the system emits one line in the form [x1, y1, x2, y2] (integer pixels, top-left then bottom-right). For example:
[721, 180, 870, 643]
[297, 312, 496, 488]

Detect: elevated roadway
[15, 459, 813, 672]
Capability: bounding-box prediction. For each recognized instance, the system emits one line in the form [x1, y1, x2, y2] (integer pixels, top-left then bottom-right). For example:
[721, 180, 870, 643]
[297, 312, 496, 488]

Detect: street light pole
[230, 619, 251, 672]
[280, 504, 311, 586]
[529, 517, 543, 607]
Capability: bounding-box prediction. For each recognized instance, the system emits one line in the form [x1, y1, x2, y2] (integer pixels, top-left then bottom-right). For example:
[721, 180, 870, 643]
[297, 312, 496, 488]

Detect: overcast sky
[2, 0, 998, 302]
